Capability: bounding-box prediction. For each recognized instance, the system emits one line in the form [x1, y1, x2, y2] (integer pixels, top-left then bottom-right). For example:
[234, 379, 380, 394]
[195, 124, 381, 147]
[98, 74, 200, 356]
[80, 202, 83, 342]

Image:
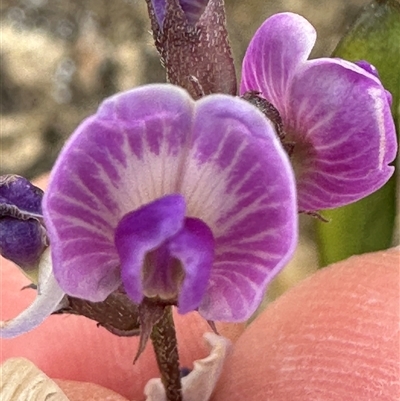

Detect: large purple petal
[286, 58, 397, 211]
[115, 194, 186, 304]
[180, 94, 298, 321]
[167, 217, 214, 314]
[240, 12, 316, 116]
[0, 249, 65, 338]
[43, 85, 195, 301]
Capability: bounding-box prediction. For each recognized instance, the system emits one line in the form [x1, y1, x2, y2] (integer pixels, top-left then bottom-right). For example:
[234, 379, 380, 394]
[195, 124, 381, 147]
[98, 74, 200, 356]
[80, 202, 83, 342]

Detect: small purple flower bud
[151, 0, 207, 26]
[0, 175, 47, 271]
[0, 174, 43, 215]
[146, 0, 237, 99]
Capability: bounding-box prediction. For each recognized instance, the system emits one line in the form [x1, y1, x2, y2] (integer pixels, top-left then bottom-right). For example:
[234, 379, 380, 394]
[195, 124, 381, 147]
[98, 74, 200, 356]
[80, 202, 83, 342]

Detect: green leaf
[316, 0, 400, 267]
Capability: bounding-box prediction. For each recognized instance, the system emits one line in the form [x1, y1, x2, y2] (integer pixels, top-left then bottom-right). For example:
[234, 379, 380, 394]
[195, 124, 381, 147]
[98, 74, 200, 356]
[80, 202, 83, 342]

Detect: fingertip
[214, 248, 400, 400]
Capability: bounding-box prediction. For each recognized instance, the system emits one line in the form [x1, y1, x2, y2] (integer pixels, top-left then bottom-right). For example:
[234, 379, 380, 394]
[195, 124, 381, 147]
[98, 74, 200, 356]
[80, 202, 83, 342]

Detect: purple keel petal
[180, 94, 298, 321]
[286, 58, 397, 211]
[168, 217, 214, 314]
[43, 85, 195, 301]
[0, 249, 65, 338]
[240, 12, 316, 116]
[115, 194, 186, 303]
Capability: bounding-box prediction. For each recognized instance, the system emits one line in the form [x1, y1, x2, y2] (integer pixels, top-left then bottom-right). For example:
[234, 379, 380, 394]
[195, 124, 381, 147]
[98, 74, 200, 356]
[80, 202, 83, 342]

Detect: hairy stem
[150, 306, 182, 401]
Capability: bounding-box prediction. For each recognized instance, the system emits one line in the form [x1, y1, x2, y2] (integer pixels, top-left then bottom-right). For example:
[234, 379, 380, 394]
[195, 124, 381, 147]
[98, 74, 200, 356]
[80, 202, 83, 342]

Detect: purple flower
[42, 84, 298, 322]
[0, 175, 47, 273]
[241, 13, 397, 212]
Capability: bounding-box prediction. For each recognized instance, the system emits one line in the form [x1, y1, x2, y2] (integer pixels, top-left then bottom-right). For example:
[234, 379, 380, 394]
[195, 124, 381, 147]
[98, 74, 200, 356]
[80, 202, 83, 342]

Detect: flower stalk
[150, 306, 182, 401]
[145, 0, 237, 99]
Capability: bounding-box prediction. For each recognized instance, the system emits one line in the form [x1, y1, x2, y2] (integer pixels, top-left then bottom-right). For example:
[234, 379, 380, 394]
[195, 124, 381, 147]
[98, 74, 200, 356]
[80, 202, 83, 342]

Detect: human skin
[1, 176, 399, 400]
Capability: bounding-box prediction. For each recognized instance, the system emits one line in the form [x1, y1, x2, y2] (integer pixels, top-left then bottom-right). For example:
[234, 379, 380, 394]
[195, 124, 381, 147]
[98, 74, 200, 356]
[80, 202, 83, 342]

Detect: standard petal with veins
[43, 84, 297, 322]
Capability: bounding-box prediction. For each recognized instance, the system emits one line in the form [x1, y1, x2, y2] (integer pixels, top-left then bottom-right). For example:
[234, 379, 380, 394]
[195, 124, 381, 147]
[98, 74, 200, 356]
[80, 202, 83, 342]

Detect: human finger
[54, 379, 130, 401]
[213, 247, 400, 401]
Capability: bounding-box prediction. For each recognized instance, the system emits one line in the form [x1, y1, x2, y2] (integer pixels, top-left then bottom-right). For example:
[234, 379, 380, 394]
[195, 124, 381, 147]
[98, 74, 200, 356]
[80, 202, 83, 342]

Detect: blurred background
[0, 0, 368, 179]
[1, 0, 395, 300]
